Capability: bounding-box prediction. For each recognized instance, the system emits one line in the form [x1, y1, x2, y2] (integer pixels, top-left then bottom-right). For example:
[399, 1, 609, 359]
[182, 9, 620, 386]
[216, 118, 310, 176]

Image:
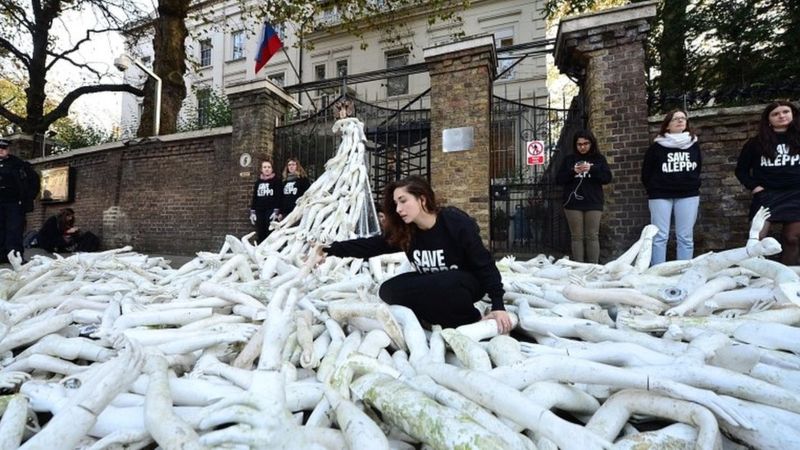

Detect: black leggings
[378, 270, 483, 328]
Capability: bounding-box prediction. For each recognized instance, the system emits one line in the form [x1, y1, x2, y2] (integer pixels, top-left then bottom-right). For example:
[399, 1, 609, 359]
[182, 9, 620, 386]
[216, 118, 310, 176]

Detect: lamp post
[114, 54, 162, 136]
[41, 130, 56, 158]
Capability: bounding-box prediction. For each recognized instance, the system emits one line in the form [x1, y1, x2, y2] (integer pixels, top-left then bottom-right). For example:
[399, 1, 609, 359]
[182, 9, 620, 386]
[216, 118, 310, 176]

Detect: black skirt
[749, 189, 800, 223]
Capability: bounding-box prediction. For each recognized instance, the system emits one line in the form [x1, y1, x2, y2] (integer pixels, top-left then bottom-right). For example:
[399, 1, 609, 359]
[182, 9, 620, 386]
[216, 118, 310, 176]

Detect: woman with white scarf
[641, 109, 702, 266]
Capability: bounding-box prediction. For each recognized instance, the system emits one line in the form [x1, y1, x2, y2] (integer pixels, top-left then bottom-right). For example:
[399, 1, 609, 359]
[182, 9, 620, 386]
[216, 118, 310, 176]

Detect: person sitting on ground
[37, 208, 99, 252]
[313, 175, 512, 332]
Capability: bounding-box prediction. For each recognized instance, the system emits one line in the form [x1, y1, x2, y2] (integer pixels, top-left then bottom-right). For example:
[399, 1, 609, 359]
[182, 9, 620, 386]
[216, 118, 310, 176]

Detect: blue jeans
[648, 196, 699, 265]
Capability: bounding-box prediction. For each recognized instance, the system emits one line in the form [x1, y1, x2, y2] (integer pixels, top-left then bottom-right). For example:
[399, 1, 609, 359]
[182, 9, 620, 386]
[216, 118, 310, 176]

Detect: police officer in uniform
[0, 138, 41, 262]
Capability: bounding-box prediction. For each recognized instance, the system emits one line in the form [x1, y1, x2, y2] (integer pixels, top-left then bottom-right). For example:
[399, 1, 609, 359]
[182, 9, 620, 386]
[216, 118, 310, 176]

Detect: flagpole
[280, 45, 317, 112]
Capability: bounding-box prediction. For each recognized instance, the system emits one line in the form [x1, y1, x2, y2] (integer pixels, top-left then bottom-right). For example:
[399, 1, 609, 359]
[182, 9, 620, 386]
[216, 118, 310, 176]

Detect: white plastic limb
[0, 313, 73, 354]
[357, 329, 393, 358]
[632, 224, 660, 272]
[733, 321, 800, 353]
[9, 267, 64, 300]
[327, 300, 406, 351]
[198, 280, 266, 309]
[111, 307, 213, 330]
[21, 337, 145, 450]
[5, 353, 84, 375]
[717, 396, 800, 450]
[516, 301, 598, 338]
[666, 275, 739, 316]
[155, 327, 255, 355]
[0, 394, 28, 450]
[258, 287, 300, 371]
[738, 257, 800, 306]
[199, 423, 346, 450]
[561, 284, 667, 312]
[522, 381, 600, 415]
[440, 328, 492, 371]
[455, 312, 519, 341]
[389, 305, 429, 364]
[574, 322, 689, 356]
[747, 206, 771, 247]
[486, 335, 526, 367]
[489, 355, 750, 428]
[416, 363, 612, 450]
[14, 334, 114, 362]
[326, 387, 391, 450]
[603, 225, 658, 274]
[143, 354, 201, 450]
[701, 287, 776, 314]
[83, 430, 151, 450]
[350, 372, 511, 450]
[585, 389, 721, 450]
[409, 375, 534, 450]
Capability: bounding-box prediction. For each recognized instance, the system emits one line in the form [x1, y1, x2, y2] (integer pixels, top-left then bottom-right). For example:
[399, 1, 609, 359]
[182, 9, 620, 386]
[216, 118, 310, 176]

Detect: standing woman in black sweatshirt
[556, 130, 613, 263]
[314, 175, 512, 333]
[735, 101, 800, 265]
[249, 160, 282, 243]
[279, 157, 311, 221]
[641, 109, 702, 266]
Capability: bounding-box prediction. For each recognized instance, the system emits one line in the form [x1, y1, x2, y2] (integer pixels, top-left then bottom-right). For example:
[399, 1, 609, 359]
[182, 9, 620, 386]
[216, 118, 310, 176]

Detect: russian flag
[255, 22, 283, 74]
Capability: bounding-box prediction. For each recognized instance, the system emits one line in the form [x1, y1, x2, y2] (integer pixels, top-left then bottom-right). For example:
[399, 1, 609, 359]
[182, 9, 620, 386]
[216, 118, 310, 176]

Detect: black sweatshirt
[37, 216, 70, 252]
[641, 141, 702, 199]
[281, 176, 311, 215]
[325, 207, 506, 311]
[555, 153, 613, 211]
[735, 134, 800, 191]
[250, 175, 282, 212]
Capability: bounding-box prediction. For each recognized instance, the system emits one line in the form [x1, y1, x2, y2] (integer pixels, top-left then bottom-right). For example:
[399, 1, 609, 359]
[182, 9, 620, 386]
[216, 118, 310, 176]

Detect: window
[336, 59, 348, 78]
[200, 40, 212, 67]
[231, 31, 245, 60]
[385, 50, 409, 97]
[314, 63, 326, 96]
[494, 28, 515, 80]
[197, 88, 211, 127]
[268, 72, 285, 87]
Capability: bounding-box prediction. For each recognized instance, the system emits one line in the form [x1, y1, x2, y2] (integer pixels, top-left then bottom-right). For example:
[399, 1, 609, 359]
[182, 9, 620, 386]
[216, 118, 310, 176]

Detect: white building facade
[120, 0, 548, 137]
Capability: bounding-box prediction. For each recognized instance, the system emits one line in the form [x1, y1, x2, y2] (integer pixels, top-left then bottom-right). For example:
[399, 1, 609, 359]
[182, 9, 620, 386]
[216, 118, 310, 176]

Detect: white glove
[269, 210, 279, 221]
[249, 211, 257, 226]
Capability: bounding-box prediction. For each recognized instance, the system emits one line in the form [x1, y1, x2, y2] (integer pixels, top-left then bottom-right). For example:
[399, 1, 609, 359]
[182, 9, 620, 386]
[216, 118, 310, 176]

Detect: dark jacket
[0, 154, 40, 212]
[281, 176, 311, 216]
[325, 207, 506, 311]
[555, 153, 613, 211]
[250, 175, 282, 212]
[37, 216, 70, 252]
[641, 141, 702, 199]
[735, 134, 800, 191]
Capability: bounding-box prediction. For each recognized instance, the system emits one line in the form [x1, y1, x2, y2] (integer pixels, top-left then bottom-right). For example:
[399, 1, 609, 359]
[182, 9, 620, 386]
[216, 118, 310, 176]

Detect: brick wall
[27, 129, 250, 255]
[425, 38, 495, 241]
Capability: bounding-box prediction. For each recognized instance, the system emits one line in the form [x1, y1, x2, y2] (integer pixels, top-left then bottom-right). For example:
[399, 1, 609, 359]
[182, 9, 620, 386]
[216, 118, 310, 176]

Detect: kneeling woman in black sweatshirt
[316, 175, 512, 332]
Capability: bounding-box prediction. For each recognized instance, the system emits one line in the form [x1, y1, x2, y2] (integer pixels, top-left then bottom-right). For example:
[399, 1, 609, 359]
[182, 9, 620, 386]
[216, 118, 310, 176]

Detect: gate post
[225, 80, 299, 237]
[424, 36, 496, 243]
[554, 1, 657, 258]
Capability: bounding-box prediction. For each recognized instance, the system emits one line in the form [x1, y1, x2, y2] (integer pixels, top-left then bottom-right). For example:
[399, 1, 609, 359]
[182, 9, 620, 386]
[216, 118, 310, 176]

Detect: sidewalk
[0, 248, 195, 270]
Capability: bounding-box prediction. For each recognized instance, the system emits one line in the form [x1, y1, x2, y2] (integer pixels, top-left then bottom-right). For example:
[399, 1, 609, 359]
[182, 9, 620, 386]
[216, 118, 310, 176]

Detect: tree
[0, 0, 146, 136]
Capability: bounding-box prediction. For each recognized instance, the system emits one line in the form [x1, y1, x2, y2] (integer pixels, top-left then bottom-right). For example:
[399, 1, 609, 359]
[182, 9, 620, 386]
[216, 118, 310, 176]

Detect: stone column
[424, 36, 496, 242]
[224, 80, 299, 238]
[554, 1, 657, 257]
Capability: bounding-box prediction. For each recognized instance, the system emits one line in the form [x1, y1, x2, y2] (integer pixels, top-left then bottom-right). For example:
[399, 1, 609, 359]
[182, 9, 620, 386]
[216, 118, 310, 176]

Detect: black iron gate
[274, 95, 430, 205]
[490, 94, 586, 256]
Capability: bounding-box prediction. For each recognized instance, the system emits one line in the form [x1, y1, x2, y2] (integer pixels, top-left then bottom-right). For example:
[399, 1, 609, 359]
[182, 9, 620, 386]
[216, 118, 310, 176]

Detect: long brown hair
[282, 157, 308, 178]
[382, 175, 439, 251]
[756, 101, 800, 159]
[658, 108, 696, 139]
[57, 208, 75, 231]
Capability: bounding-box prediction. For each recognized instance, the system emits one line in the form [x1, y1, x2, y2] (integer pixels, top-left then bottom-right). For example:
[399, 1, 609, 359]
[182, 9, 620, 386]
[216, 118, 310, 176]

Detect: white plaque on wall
[442, 127, 474, 153]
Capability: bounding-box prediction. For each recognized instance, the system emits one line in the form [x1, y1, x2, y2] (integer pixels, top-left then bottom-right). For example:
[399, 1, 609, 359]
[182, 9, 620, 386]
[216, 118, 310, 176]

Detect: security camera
[114, 55, 132, 72]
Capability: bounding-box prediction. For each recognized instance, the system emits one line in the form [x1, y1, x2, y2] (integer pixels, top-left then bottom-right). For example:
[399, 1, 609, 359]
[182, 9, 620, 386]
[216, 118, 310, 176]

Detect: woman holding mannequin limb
[314, 176, 512, 332]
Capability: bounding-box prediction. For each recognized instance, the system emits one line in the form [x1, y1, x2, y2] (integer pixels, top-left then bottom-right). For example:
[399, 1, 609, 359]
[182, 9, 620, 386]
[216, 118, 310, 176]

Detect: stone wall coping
[554, 0, 657, 69]
[423, 34, 496, 68]
[29, 126, 233, 164]
[226, 79, 302, 110]
[647, 104, 770, 124]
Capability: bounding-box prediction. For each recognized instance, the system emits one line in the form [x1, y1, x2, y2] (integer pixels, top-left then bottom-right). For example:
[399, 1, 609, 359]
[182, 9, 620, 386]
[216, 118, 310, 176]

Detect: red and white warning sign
[526, 140, 545, 165]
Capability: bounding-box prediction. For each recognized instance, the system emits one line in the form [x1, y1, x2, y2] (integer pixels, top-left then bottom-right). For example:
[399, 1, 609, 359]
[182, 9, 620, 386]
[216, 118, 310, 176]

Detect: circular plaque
[239, 153, 252, 168]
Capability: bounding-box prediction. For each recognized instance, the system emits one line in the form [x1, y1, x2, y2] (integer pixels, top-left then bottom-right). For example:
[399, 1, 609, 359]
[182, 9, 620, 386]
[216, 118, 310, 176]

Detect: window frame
[200, 39, 212, 67]
[385, 50, 409, 97]
[231, 30, 245, 60]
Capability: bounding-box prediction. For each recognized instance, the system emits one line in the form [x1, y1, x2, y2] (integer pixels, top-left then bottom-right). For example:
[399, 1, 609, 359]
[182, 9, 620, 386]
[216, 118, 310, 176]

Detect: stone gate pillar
[225, 80, 299, 237]
[555, 1, 657, 258]
[424, 36, 496, 242]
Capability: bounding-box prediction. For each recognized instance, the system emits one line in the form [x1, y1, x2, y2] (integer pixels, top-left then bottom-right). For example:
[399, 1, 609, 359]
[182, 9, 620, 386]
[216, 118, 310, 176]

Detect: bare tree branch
[0, 102, 25, 125]
[46, 27, 119, 71]
[41, 84, 144, 128]
[0, 36, 31, 67]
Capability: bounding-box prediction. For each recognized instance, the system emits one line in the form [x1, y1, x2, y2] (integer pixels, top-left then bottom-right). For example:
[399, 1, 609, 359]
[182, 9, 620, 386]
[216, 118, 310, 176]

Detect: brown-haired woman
[736, 101, 800, 265]
[279, 158, 311, 220]
[315, 175, 512, 332]
[641, 108, 702, 266]
[37, 208, 79, 252]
